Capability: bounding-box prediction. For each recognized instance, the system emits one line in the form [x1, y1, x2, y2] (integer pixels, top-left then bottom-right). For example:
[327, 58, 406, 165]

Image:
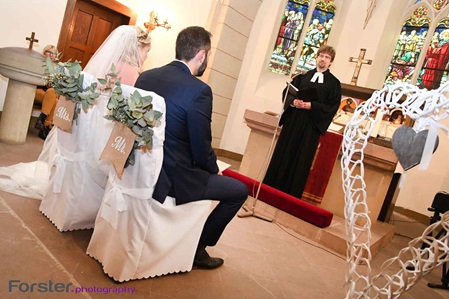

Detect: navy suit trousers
[197, 174, 248, 246]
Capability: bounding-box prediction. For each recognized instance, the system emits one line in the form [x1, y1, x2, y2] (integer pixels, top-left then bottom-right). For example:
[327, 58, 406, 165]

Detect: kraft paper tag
[53, 96, 75, 133]
[100, 122, 136, 179]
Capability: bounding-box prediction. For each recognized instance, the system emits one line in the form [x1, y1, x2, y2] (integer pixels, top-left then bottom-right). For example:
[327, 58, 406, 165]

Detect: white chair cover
[39, 73, 109, 231]
[86, 85, 212, 281]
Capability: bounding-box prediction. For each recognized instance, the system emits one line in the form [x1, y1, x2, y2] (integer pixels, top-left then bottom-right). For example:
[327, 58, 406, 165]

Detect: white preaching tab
[310, 72, 324, 83]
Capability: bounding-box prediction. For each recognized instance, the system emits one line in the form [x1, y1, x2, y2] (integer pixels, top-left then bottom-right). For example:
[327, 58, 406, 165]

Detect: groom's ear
[195, 49, 207, 63]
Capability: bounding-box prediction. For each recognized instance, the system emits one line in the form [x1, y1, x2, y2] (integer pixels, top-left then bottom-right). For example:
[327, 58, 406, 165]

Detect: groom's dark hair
[176, 26, 212, 61]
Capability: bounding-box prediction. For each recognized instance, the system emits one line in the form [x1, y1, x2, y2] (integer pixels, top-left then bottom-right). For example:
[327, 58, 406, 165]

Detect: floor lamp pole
[238, 82, 291, 222]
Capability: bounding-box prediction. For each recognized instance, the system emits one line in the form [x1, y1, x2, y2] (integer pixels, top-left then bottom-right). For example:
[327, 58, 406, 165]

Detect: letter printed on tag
[52, 96, 76, 132]
[99, 122, 136, 179]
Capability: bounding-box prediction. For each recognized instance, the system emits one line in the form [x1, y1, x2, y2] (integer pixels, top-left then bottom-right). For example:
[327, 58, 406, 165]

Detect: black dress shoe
[34, 112, 47, 131]
[193, 245, 224, 270]
[38, 126, 50, 141]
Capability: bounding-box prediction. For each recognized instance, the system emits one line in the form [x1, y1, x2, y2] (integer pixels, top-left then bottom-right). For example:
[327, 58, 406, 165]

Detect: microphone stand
[238, 82, 292, 222]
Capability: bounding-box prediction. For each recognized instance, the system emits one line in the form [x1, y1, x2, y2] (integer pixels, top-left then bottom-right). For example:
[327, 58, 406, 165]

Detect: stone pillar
[0, 80, 36, 144]
[205, 0, 263, 148]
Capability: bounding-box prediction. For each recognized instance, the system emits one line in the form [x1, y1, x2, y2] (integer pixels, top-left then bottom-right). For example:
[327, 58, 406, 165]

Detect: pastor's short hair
[317, 45, 336, 62]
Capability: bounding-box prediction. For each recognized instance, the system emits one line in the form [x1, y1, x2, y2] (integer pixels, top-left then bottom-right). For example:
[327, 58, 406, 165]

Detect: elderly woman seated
[34, 45, 59, 140]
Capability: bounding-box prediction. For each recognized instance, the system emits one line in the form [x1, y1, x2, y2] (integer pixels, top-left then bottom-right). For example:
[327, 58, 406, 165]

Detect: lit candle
[370, 107, 384, 138]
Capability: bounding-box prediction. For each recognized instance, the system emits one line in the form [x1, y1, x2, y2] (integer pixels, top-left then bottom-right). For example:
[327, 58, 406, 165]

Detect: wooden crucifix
[25, 32, 39, 50]
[349, 48, 372, 86]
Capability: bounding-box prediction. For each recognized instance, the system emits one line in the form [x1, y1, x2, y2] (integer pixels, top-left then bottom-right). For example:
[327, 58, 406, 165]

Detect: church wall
[202, 0, 263, 148]
[329, 0, 406, 89]
[219, 0, 286, 155]
[134, 0, 214, 71]
[0, 0, 67, 111]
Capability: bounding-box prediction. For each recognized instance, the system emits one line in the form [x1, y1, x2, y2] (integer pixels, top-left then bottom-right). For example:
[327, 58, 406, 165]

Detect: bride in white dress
[0, 26, 152, 230]
[0, 25, 212, 278]
[39, 25, 153, 231]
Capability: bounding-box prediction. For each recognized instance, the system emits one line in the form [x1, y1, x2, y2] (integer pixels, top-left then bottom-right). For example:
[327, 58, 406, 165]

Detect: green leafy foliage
[97, 63, 120, 92]
[104, 81, 163, 167]
[44, 57, 162, 169]
[43, 57, 100, 120]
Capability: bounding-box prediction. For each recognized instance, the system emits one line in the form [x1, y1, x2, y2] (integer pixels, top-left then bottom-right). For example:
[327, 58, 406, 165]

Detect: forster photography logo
[7, 280, 136, 295]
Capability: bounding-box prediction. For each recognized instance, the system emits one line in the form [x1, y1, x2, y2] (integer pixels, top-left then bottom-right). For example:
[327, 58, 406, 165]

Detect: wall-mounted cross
[25, 32, 39, 50]
[349, 48, 372, 86]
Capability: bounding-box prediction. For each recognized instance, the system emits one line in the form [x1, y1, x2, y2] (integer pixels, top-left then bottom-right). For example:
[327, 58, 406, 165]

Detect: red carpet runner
[222, 169, 333, 228]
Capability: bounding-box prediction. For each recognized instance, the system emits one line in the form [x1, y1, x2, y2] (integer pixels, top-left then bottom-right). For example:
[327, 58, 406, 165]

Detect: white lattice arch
[342, 82, 449, 298]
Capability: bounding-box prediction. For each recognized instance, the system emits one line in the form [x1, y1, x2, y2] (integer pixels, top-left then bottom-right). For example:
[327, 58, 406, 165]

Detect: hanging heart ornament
[392, 126, 439, 171]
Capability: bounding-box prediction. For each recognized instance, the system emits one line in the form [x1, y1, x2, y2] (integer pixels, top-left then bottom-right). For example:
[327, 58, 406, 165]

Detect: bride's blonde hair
[84, 25, 149, 78]
[120, 26, 151, 68]
[135, 26, 151, 47]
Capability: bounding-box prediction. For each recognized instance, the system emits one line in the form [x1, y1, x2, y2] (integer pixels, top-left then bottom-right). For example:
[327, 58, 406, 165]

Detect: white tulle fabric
[83, 25, 143, 179]
[0, 118, 59, 200]
[86, 85, 212, 281]
[83, 25, 140, 84]
[0, 160, 50, 199]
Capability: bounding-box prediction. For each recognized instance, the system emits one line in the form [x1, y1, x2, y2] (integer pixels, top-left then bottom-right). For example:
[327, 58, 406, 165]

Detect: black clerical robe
[263, 68, 341, 199]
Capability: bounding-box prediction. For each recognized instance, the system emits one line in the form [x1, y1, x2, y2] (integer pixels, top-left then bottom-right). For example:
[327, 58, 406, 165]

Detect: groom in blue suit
[135, 26, 248, 269]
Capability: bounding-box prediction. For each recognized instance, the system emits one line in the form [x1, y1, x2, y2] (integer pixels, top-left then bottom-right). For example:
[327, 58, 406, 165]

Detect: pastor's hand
[292, 99, 300, 108]
[293, 99, 310, 110]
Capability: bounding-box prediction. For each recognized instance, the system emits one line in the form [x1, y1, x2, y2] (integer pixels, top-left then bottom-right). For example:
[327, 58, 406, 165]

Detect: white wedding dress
[86, 84, 212, 281]
[0, 159, 51, 200]
[0, 113, 60, 200]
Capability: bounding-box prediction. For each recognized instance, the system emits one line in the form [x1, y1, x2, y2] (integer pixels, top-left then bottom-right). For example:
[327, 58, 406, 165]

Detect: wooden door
[57, 0, 136, 69]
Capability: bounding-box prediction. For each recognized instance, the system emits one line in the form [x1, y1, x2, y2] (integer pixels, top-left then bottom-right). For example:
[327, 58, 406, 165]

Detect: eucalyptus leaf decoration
[43, 57, 100, 121]
[97, 63, 120, 92]
[104, 81, 163, 167]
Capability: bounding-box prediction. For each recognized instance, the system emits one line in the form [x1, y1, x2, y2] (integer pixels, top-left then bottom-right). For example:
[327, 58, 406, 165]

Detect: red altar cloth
[301, 131, 343, 204]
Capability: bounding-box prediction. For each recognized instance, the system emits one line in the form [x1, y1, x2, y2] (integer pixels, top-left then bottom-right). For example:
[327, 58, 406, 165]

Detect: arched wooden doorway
[57, 0, 136, 68]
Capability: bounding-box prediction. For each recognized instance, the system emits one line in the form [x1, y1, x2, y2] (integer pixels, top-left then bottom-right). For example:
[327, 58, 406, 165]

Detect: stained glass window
[268, 0, 310, 75]
[384, 7, 430, 86]
[268, 0, 336, 75]
[433, 0, 449, 10]
[417, 16, 449, 89]
[296, 1, 336, 73]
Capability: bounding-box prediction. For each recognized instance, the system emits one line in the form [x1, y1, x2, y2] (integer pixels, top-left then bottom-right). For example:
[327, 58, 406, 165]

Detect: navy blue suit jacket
[135, 61, 219, 205]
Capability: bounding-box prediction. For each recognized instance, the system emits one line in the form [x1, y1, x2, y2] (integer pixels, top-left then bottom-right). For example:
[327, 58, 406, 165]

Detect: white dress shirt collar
[175, 59, 193, 75]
